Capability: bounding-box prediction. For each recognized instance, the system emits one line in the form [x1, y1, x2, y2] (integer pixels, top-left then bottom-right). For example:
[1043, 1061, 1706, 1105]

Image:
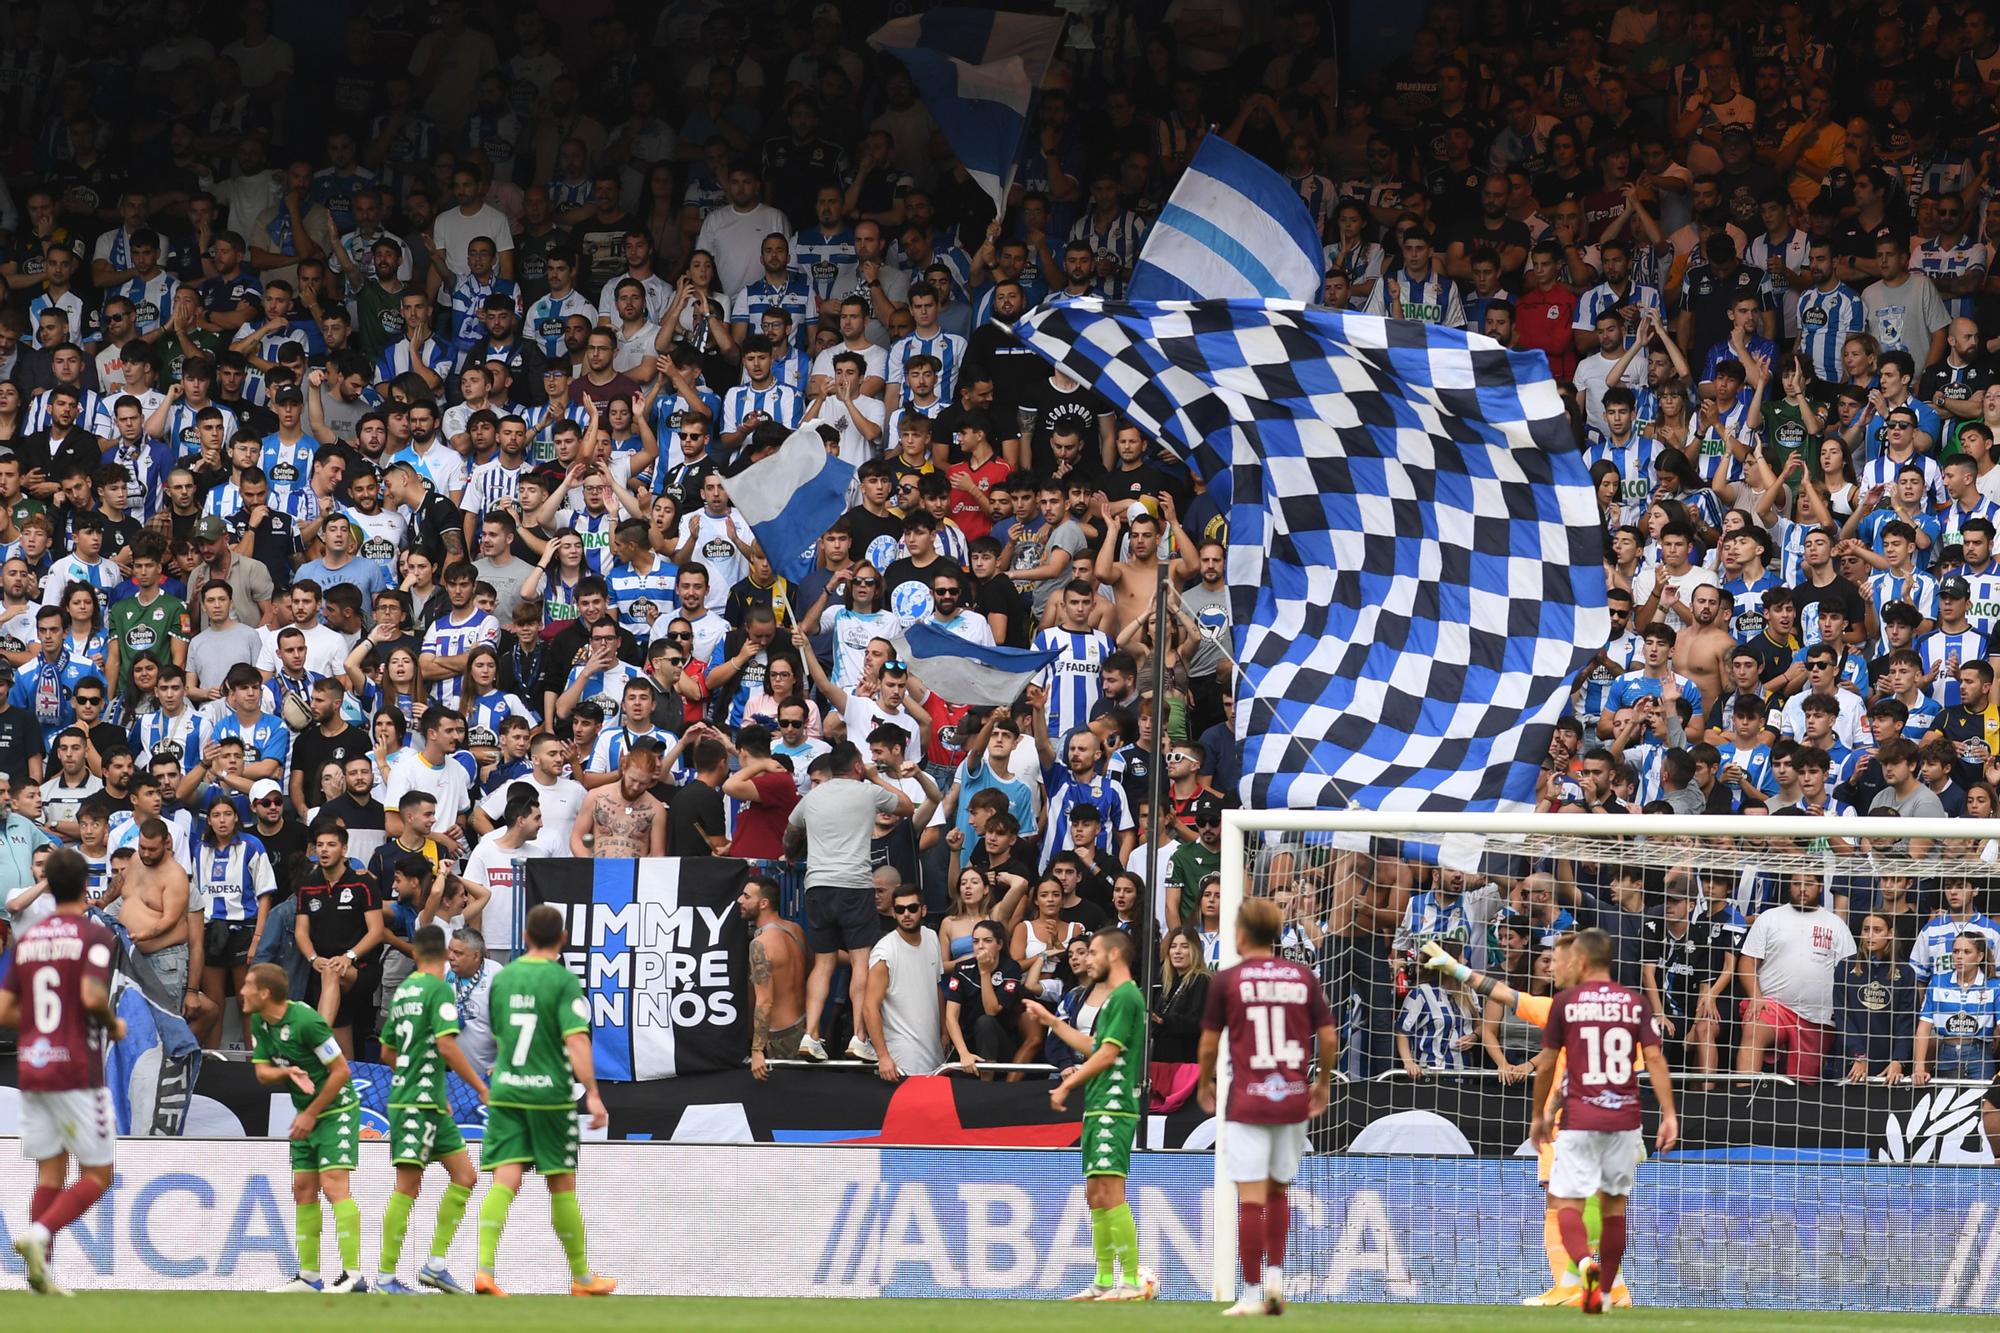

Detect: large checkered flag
[1013, 297, 1610, 812]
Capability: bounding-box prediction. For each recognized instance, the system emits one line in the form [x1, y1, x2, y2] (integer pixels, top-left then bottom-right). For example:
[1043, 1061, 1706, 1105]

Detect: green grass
[0, 1294, 1990, 1331]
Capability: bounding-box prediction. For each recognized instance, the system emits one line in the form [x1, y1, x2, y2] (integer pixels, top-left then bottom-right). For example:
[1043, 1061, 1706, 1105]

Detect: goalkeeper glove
[1421, 939, 1472, 983]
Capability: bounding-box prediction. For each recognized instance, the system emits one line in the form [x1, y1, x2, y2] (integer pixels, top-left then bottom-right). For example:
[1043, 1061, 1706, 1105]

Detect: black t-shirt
[297, 867, 382, 960]
[1060, 898, 1110, 931]
[1791, 575, 1867, 641]
[318, 792, 387, 836]
[841, 504, 904, 556]
[971, 571, 1033, 648]
[668, 778, 725, 856]
[292, 724, 370, 807]
[403, 491, 465, 565]
[1019, 376, 1110, 474]
[254, 815, 310, 896]
[0, 704, 41, 781]
[224, 506, 298, 595]
[1639, 916, 1730, 1019]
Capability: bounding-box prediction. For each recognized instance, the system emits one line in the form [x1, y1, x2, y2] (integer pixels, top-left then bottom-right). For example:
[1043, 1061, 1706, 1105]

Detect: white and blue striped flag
[868, 9, 1067, 213]
[896, 623, 1058, 707]
[1128, 135, 1325, 305]
[1013, 297, 1610, 812]
[726, 424, 856, 582]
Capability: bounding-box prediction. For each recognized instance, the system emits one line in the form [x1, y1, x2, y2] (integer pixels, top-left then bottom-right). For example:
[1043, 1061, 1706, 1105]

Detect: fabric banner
[103, 926, 204, 1137]
[523, 857, 750, 1081]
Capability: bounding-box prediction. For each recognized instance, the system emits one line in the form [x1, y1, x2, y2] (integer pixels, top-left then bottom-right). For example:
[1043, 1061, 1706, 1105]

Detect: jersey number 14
[1245, 1005, 1305, 1071]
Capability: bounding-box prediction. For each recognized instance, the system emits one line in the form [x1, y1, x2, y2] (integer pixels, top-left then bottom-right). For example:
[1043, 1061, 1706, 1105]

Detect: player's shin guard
[477, 1183, 516, 1275]
[1090, 1209, 1115, 1287]
[1543, 1206, 1570, 1282]
[1584, 1193, 1603, 1249]
[1557, 1204, 1593, 1267]
[550, 1191, 590, 1282]
[1263, 1187, 1290, 1271]
[1238, 1201, 1264, 1288]
[295, 1202, 325, 1278]
[431, 1183, 472, 1262]
[36, 1177, 105, 1237]
[1106, 1203, 1140, 1284]
[379, 1192, 415, 1279]
[333, 1198, 362, 1273]
[1599, 1213, 1628, 1289]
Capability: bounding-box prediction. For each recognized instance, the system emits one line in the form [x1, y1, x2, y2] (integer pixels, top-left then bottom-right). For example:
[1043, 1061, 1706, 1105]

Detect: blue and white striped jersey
[1397, 983, 1472, 1071]
[887, 330, 968, 402]
[1922, 627, 1989, 705]
[420, 608, 499, 710]
[1919, 970, 2000, 1043]
[525, 289, 597, 356]
[1039, 766, 1133, 871]
[1796, 282, 1865, 384]
[192, 832, 278, 923]
[721, 382, 802, 436]
[1910, 912, 2000, 978]
[1032, 627, 1114, 742]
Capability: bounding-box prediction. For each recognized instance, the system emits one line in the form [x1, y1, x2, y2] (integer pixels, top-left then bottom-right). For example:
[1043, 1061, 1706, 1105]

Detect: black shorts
[203, 919, 258, 971]
[805, 885, 883, 954]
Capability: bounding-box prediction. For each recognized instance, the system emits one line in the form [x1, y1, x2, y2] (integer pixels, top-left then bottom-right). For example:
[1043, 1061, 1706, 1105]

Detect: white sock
[1265, 1265, 1283, 1297]
[1243, 1281, 1263, 1304]
[27, 1222, 50, 1245]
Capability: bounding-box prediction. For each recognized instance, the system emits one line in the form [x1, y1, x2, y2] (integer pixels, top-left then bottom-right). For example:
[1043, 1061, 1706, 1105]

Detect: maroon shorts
[1741, 998, 1830, 1080]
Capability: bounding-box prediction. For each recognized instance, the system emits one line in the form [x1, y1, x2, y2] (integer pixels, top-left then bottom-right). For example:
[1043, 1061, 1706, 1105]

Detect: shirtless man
[1092, 502, 1196, 630]
[569, 746, 668, 857]
[741, 873, 806, 1080]
[117, 821, 196, 1010]
[1675, 583, 1733, 736]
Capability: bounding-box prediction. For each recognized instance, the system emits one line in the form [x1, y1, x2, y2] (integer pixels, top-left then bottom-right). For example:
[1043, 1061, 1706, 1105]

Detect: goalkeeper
[1421, 940, 1634, 1309]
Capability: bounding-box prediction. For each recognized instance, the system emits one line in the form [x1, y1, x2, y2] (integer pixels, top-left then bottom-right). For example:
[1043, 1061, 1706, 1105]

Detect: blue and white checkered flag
[1012, 297, 1610, 812]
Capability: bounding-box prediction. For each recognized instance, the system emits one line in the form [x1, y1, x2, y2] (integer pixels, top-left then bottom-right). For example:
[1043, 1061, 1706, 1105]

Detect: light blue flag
[897, 622, 1058, 707]
[728, 424, 856, 582]
[1127, 134, 1325, 305]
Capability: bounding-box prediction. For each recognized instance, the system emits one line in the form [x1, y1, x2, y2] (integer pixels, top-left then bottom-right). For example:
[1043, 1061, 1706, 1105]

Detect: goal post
[1212, 808, 2000, 1309]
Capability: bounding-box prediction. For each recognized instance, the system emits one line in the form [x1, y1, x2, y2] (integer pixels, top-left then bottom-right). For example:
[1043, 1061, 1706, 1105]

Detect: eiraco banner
[1, 1139, 1998, 1310]
[524, 857, 749, 1079]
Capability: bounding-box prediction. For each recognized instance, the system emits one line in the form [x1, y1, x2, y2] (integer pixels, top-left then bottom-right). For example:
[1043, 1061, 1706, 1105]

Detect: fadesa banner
[0, 1138, 1998, 1310]
[524, 856, 749, 1080]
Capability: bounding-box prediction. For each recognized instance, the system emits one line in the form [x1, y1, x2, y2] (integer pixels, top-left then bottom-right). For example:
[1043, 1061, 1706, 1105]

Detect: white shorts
[19, 1087, 117, 1168]
[1547, 1127, 1642, 1200]
[1222, 1119, 1308, 1185]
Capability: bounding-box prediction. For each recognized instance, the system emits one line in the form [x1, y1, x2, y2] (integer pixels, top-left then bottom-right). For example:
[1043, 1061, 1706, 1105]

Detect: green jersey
[1084, 980, 1145, 1117]
[249, 1000, 359, 1116]
[1169, 841, 1220, 925]
[107, 591, 188, 690]
[384, 970, 460, 1110]
[488, 956, 591, 1110]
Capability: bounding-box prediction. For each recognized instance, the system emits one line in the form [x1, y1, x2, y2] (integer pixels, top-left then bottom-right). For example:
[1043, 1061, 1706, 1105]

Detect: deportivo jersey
[161, 400, 239, 457]
[488, 955, 590, 1110]
[130, 704, 201, 770]
[1084, 979, 1146, 1117]
[1040, 767, 1133, 871]
[1922, 627, 1989, 704]
[1606, 669, 1704, 721]
[1542, 979, 1660, 1132]
[107, 590, 185, 682]
[728, 271, 817, 353]
[606, 556, 676, 636]
[192, 831, 278, 923]
[110, 270, 180, 336]
[1716, 738, 1777, 799]
[385, 970, 461, 1111]
[1033, 627, 1114, 742]
[198, 711, 291, 775]
[1201, 955, 1333, 1124]
[259, 431, 316, 498]
[250, 999, 359, 1115]
[463, 690, 534, 750]
[525, 290, 597, 355]
[887, 330, 968, 401]
[1911, 234, 1991, 319]
[421, 608, 499, 710]
[1, 912, 116, 1091]
[1578, 629, 1641, 726]
[1585, 432, 1659, 526]
[1722, 571, 1782, 642]
[721, 381, 802, 436]
[1796, 283, 1865, 385]
[1920, 969, 2000, 1042]
[1868, 570, 1939, 647]
[1909, 912, 2000, 978]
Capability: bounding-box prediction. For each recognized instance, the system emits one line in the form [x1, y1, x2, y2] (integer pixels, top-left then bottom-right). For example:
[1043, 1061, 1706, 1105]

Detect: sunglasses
[667, 632, 692, 642]
[853, 578, 879, 587]
[893, 902, 924, 914]
[778, 718, 805, 727]
[882, 660, 907, 672]
[1167, 751, 1191, 763]
[665, 656, 687, 667]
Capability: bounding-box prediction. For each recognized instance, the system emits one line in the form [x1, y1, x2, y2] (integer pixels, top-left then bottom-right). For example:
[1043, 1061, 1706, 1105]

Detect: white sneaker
[1064, 1284, 1111, 1301]
[271, 1275, 325, 1294]
[846, 1036, 878, 1061]
[326, 1271, 367, 1293]
[798, 1033, 828, 1062]
[14, 1225, 50, 1295]
[1222, 1297, 1270, 1316]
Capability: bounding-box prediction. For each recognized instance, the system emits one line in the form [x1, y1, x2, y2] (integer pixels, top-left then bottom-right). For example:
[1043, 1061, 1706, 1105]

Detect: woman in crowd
[803, 563, 897, 691]
[59, 583, 106, 670]
[743, 652, 819, 736]
[460, 644, 536, 764]
[519, 529, 588, 627]
[1914, 932, 2000, 1085]
[1013, 876, 1085, 1003]
[348, 641, 425, 724]
[944, 920, 1031, 1077]
[1150, 926, 1211, 1064]
[1838, 912, 1918, 1084]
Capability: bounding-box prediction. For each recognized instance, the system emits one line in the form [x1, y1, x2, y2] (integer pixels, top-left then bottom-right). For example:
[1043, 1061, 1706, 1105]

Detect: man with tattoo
[740, 873, 806, 1079]
[568, 745, 667, 858]
[117, 820, 197, 1014]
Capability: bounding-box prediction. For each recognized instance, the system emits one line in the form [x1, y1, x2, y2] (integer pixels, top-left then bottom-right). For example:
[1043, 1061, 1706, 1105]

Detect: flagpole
[1138, 541, 1169, 1094]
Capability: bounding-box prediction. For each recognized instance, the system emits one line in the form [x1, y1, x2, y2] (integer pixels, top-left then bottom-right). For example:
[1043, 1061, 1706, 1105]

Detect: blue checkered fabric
[1012, 297, 1611, 812]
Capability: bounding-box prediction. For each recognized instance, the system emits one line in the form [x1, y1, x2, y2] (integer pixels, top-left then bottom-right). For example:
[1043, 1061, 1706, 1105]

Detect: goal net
[1211, 810, 2000, 1313]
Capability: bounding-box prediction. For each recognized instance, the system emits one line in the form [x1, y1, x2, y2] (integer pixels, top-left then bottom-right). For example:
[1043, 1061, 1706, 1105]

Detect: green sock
[294, 1202, 323, 1277]
[1089, 1208, 1116, 1287]
[333, 1198, 362, 1273]
[378, 1192, 415, 1279]
[478, 1182, 517, 1275]
[431, 1183, 473, 1263]
[551, 1189, 590, 1282]
[1584, 1195, 1603, 1254]
[1107, 1203, 1140, 1284]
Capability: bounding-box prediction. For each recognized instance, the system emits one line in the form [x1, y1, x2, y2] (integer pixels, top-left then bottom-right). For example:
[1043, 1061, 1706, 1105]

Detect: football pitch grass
[0, 1293, 1989, 1331]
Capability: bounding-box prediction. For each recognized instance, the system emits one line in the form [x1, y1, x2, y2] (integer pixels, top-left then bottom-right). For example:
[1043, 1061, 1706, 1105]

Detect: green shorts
[289, 1102, 361, 1174]
[389, 1105, 467, 1166]
[1080, 1111, 1136, 1179]
[481, 1104, 580, 1176]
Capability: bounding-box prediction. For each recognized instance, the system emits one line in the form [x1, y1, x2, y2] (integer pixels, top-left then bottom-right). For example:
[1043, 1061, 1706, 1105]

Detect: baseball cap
[274, 385, 304, 406]
[1190, 792, 1225, 825]
[191, 516, 226, 542]
[1943, 575, 1972, 599]
[249, 778, 284, 803]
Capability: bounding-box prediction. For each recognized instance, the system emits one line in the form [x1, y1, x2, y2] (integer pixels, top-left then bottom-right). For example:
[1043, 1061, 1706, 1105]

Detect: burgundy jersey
[1542, 979, 1661, 1132]
[1, 913, 117, 1092]
[1202, 956, 1334, 1124]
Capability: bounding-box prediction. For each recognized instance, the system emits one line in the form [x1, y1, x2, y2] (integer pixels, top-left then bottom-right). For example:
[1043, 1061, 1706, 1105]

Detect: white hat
[249, 779, 284, 803]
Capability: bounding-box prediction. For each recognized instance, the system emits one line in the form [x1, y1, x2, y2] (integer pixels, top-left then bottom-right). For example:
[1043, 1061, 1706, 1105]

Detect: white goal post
[1211, 808, 2000, 1304]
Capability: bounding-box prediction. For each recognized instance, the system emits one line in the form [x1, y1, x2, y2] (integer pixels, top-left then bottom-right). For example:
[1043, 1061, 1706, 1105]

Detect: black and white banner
[524, 857, 749, 1080]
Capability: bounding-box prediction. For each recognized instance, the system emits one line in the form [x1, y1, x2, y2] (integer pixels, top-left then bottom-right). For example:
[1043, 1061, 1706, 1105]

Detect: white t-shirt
[1740, 902, 1855, 1025]
[460, 833, 545, 955]
[431, 204, 516, 278]
[386, 752, 475, 835]
[480, 773, 587, 853]
[867, 926, 944, 1074]
[806, 393, 886, 467]
[810, 342, 888, 387]
[256, 622, 351, 679]
[844, 696, 921, 754]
